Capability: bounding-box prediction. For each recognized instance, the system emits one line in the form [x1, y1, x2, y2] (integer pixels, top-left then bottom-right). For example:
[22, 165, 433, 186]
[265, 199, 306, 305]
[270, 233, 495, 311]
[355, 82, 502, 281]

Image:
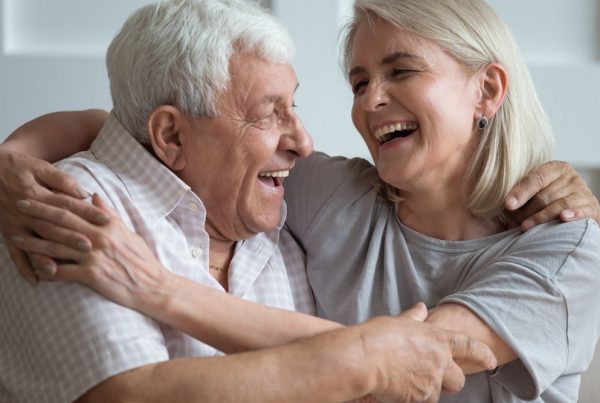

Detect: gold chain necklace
[209, 263, 227, 272]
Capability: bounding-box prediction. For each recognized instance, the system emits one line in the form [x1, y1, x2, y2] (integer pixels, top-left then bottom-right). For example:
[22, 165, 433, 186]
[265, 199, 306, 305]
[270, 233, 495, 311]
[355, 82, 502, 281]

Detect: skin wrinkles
[350, 19, 502, 240]
[177, 53, 312, 245]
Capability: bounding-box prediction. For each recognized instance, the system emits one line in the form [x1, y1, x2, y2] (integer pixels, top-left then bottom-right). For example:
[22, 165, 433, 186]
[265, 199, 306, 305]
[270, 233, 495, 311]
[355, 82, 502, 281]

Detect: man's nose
[280, 114, 313, 159]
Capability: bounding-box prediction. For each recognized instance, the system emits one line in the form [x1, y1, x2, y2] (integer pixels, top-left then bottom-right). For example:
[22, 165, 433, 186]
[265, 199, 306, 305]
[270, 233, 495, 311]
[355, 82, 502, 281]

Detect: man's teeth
[374, 123, 418, 141]
[259, 170, 289, 178]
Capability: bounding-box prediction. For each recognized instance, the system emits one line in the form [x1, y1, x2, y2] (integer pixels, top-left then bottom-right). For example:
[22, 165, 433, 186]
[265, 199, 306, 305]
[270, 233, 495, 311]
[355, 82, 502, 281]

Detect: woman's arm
[2, 109, 107, 161]
[12, 194, 340, 352]
[426, 303, 516, 374]
[0, 109, 108, 280]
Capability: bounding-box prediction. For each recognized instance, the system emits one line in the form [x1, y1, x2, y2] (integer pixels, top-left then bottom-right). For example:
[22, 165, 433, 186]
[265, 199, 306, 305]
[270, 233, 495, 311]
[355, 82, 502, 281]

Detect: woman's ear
[475, 63, 508, 120]
[147, 106, 186, 171]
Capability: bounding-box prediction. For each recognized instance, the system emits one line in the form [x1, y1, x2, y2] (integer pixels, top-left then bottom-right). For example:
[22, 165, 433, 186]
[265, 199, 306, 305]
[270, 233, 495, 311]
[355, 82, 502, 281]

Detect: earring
[477, 116, 489, 130]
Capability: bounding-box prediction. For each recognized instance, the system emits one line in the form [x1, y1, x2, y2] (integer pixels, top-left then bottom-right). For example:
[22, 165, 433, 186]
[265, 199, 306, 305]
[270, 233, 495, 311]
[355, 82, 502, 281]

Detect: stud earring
[477, 116, 489, 130]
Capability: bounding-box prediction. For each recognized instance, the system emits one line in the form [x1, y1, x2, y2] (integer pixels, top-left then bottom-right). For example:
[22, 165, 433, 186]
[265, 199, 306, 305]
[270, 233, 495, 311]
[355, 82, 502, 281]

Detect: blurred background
[1, 0, 599, 197]
[0, 0, 599, 398]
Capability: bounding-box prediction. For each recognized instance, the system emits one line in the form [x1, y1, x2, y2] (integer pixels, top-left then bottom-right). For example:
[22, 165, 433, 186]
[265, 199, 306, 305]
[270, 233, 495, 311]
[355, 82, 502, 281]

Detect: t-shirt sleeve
[439, 219, 600, 400]
[285, 151, 377, 240]
[0, 158, 169, 403]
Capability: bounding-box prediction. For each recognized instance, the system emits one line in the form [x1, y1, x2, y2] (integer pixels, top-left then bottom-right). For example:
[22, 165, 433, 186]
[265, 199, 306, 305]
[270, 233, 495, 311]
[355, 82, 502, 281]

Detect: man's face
[179, 54, 313, 242]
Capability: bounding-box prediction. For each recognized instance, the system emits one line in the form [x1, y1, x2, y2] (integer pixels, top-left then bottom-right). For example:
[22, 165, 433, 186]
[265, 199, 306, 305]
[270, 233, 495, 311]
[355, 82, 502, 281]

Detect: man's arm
[74, 304, 495, 403]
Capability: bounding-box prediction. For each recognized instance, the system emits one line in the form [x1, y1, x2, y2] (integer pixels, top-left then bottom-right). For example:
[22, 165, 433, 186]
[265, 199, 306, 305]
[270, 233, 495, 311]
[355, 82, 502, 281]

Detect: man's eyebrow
[261, 83, 299, 104]
[348, 52, 420, 79]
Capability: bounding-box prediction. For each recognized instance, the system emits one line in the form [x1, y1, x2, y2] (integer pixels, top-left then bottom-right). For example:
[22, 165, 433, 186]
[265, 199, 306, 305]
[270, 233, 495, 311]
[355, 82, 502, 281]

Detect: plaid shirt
[0, 113, 315, 403]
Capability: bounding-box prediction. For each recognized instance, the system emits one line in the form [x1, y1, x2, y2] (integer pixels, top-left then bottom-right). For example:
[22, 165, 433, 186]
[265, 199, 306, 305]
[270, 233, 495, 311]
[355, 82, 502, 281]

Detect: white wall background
[0, 0, 599, 401]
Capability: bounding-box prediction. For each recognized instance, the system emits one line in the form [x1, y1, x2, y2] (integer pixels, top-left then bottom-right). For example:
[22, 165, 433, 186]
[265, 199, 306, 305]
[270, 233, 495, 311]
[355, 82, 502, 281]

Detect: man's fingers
[441, 359, 465, 395]
[401, 301, 428, 322]
[505, 161, 570, 211]
[448, 333, 496, 371]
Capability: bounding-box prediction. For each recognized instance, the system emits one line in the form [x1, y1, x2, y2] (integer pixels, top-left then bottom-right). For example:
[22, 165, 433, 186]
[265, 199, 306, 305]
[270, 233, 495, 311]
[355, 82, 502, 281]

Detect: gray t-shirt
[284, 152, 600, 402]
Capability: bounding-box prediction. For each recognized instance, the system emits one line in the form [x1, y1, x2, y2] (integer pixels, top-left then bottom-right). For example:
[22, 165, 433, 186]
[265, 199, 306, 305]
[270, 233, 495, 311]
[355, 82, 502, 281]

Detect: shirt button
[191, 248, 202, 257]
[188, 202, 198, 211]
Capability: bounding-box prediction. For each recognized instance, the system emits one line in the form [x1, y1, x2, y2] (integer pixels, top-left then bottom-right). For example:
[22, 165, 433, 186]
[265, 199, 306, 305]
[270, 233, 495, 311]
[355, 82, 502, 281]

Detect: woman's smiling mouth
[374, 122, 419, 144]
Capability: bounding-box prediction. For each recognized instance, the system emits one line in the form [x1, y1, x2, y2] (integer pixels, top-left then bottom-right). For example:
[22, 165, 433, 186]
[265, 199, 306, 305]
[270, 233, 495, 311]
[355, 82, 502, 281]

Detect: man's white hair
[106, 0, 295, 144]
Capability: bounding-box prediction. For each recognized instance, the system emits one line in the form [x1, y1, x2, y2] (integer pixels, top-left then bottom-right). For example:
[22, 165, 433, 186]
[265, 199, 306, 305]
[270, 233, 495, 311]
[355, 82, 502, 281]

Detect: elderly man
[0, 1, 500, 402]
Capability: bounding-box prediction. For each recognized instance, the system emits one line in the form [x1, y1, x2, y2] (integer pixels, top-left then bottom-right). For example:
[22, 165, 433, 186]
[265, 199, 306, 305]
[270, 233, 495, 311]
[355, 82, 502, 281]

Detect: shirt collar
[90, 112, 189, 218]
[89, 112, 288, 229]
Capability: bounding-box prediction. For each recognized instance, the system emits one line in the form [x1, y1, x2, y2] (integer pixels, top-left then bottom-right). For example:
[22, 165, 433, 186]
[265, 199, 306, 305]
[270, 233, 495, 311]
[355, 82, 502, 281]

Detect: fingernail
[37, 264, 56, 276]
[506, 197, 518, 209]
[75, 186, 90, 198]
[16, 200, 31, 209]
[563, 210, 575, 219]
[11, 235, 24, 244]
[94, 214, 110, 225]
[77, 241, 92, 252]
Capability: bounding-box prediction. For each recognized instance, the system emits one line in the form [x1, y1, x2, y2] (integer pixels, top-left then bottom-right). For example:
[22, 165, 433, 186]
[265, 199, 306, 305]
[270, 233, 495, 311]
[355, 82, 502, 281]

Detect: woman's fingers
[92, 193, 118, 218]
[4, 241, 38, 284]
[38, 192, 110, 226]
[28, 252, 58, 276]
[27, 216, 92, 252]
[15, 198, 100, 235]
[34, 162, 89, 200]
[12, 234, 85, 261]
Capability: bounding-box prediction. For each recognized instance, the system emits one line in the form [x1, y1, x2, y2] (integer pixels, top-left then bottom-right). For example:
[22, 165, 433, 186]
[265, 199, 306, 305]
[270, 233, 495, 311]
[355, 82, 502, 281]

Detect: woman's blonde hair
[341, 0, 554, 219]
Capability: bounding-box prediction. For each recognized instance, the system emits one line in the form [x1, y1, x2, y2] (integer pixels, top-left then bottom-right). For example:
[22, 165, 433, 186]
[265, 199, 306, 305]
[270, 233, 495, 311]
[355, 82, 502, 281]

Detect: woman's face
[349, 18, 482, 193]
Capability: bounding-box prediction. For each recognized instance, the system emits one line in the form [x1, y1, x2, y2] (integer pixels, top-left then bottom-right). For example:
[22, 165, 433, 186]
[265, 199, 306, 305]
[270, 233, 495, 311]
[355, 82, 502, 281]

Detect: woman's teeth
[374, 123, 418, 143]
[259, 170, 289, 178]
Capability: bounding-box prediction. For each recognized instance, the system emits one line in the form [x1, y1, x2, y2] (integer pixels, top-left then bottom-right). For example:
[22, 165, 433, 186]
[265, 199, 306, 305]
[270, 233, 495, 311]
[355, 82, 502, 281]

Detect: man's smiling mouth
[258, 170, 289, 187]
[374, 122, 419, 144]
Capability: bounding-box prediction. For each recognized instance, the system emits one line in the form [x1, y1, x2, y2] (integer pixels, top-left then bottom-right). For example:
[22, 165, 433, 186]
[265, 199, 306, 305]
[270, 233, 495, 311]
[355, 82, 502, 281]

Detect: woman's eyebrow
[348, 51, 421, 79]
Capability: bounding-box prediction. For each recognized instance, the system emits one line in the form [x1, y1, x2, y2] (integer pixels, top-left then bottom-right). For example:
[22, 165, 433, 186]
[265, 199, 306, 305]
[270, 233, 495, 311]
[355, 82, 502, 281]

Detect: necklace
[209, 263, 227, 272]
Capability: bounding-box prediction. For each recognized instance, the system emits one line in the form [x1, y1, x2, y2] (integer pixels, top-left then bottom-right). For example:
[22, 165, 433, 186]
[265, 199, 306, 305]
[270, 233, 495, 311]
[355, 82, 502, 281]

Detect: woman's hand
[0, 149, 109, 283]
[10, 194, 170, 313]
[505, 160, 600, 230]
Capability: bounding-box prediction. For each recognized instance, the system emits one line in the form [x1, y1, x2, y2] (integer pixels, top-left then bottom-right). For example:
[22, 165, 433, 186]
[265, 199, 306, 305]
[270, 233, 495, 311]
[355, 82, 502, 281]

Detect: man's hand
[0, 148, 108, 282]
[360, 303, 496, 403]
[505, 160, 600, 230]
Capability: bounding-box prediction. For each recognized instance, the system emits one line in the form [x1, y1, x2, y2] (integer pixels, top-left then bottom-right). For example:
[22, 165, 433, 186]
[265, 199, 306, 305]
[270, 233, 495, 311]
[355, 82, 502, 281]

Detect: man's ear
[147, 105, 186, 171]
[475, 63, 508, 120]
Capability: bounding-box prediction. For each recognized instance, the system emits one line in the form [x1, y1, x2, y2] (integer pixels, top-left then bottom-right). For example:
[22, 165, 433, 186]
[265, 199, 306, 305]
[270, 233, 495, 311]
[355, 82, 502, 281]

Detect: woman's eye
[391, 68, 416, 77]
[353, 80, 368, 94]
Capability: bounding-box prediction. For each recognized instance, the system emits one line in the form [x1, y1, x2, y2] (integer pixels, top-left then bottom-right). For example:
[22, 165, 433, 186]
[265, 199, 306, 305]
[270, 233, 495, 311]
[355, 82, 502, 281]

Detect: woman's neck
[395, 187, 505, 241]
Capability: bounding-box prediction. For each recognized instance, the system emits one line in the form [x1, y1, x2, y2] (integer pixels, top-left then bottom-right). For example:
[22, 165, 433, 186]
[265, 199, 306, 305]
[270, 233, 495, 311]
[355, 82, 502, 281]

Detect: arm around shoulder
[2, 109, 107, 161]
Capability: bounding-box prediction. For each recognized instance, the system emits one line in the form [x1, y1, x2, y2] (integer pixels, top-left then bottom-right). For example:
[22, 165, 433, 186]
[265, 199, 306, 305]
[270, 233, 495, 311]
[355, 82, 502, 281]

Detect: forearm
[142, 273, 342, 353]
[426, 303, 515, 374]
[2, 109, 107, 161]
[78, 326, 372, 403]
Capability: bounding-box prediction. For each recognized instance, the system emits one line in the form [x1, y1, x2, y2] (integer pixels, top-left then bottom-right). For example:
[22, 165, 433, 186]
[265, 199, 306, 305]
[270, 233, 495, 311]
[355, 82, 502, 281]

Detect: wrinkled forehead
[222, 53, 299, 106]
